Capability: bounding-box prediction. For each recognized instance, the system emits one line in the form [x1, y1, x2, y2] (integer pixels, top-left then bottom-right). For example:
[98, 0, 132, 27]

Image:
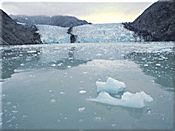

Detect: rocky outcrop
[11, 15, 90, 27]
[67, 27, 77, 43]
[123, 1, 175, 41]
[0, 9, 42, 45]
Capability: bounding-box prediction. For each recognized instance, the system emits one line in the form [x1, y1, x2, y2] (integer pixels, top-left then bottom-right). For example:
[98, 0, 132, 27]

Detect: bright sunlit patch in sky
[1, 2, 154, 23]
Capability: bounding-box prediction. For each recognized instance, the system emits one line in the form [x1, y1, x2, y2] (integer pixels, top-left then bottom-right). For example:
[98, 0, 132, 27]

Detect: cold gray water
[0, 42, 175, 130]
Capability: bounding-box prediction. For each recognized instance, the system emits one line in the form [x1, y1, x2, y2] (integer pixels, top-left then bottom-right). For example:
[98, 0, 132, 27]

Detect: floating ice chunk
[96, 77, 126, 95]
[50, 99, 56, 103]
[51, 64, 56, 67]
[78, 107, 86, 112]
[79, 90, 87, 94]
[88, 91, 153, 109]
[60, 91, 65, 95]
[155, 63, 161, 66]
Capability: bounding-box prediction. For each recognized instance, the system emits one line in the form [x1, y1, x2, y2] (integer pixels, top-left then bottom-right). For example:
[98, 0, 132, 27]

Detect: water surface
[0, 42, 174, 130]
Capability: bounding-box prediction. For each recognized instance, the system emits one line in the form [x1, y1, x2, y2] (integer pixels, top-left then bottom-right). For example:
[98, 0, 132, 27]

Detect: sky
[0, 1, 157, 23]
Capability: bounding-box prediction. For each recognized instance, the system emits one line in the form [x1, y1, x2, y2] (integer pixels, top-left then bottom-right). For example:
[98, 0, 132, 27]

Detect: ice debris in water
[79, 90, 87, 94]
[78, 107, 86, 112]
[88, 77, 153, 109]
[50, 99, 56, 103]
[96, 77, 126, 95]
[88, 91, 153, 109]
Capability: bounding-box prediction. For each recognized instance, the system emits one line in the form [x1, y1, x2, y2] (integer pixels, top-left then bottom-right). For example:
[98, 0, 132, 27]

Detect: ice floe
[88, 91, 153, 109]
[88, 77, 153, 109]
[96, 77, 126, 95]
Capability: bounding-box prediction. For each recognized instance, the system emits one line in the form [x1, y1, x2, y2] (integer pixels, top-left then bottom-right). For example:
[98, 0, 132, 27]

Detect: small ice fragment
[12, 106, 17, 109]
[22, 115, 28, 118]
[155, 63, 161, 66]
[79, 119, 83, 122]
[82, 72, 88, 74]
[67, 66, 71, 68]
[27, 50, 36, 53]
[96, 53, 102, 56]
[112, 124, 116, 127]
[79, 90, 87, 94]
[6, 102, 11, 105]
[141, 58, 146, 61]
[80, 81, 84, 83]
[146, 108, 151, 115]
[78, 107, 86, 112]
[144, 64, 148, 67]
[96, 77, 126, 95]
[57, 63, 63, 66]
[57, 119, 61, 122]
[50, 99, 56, 103]
[20, 63, 24, 66]
[51, 64, 56, 67]
[12, 110, 18, 113]
[49, 90, 52, 93]
[94, 116, 102, 121]
[60, 91, 65, 95]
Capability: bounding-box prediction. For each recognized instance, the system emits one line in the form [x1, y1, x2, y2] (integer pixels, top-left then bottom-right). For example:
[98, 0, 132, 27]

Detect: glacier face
[37, 25, 70, 44]
[37, 23, 143, 44]
[72, 23, 142, 43]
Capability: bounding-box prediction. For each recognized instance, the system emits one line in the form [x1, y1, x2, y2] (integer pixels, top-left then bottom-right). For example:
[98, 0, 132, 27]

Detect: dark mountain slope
[123, 1, 175, 41]
[0, 9, 42, 45]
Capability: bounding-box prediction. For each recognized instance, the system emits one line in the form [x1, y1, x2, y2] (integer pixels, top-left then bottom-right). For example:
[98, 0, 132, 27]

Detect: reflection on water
[0, 46, 90, 80]
[1, 48, 41, 80]
[49, 47, 91, 70]
[126, 52, 175, 91]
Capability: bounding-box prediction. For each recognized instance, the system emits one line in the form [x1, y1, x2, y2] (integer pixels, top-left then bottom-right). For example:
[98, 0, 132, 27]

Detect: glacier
[72, 23, 143, 43]
[96, 77, 126, 95]
[88, 91, 153, 109]
[37, 23, 143, 44]
[37, 25, 70, 44]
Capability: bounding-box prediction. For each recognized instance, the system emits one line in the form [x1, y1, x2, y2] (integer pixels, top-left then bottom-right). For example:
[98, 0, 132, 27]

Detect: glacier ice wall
[37, 23, 143, 44]
[72, 23, 143, 43]
[37, 25, 70, 44]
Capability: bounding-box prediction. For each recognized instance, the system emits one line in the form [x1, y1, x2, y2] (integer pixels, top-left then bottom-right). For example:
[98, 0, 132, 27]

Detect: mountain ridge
[10, 15, 90, 27]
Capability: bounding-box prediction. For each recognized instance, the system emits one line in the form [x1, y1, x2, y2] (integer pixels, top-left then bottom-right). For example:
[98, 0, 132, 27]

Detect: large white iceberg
[96, 77, 126, 95]
[88, 91, 153, 109]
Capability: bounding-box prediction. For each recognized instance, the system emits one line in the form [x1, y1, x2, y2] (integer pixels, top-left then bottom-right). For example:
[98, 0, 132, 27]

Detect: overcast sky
[1, 2, 155, 23]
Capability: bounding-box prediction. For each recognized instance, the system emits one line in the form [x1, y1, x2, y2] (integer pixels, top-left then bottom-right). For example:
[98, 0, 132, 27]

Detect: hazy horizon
[1, 2, 154, 23]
